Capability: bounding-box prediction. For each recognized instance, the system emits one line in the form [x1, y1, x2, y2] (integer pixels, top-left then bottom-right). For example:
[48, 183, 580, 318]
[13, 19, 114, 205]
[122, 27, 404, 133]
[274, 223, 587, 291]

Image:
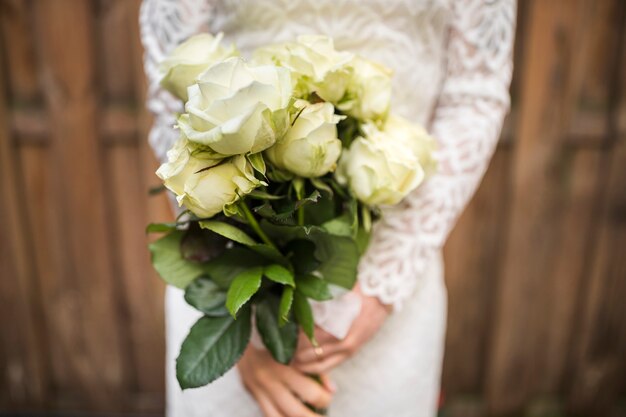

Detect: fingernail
[328, 380, 337, 393]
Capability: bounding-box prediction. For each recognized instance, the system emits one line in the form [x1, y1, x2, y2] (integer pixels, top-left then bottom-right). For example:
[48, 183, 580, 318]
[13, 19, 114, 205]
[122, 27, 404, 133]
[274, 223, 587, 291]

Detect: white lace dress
[140, 1, 516, 415]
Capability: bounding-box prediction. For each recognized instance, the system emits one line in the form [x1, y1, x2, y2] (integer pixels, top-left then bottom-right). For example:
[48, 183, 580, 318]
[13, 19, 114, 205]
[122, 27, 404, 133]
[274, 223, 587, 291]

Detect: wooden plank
[0, 0, 40, 103]
[0, 7, 49, 409]
[540, 148, 605, 391]
[567, 140, 626, 415]
[485, 0, 597, 412]
[32, 0, 128, 410]
[568, 0, 621, 139]
[567, 3, 626, 413]
[442, 147, 513, 395]
[125, 0, 169, 410]
[105, 146, 166, 406]
[96, 0, 136, 103]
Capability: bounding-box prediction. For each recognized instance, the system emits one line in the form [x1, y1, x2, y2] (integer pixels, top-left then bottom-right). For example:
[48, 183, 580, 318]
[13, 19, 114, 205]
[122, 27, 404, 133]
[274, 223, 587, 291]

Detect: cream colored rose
[265, 101, 344, 178]
[383, 115, 437, 175]
[336, 121, 427, 206]
[156, 137, 263, 218]
[253, 35, 353, 103]
[338, 56, 393, 123]
[160, 33, 237, 101]
[178, 57, 293, 156]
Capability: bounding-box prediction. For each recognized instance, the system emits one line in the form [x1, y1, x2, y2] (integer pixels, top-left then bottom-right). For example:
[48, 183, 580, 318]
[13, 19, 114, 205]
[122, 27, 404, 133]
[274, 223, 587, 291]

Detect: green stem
[293, 177, 305, 226]
[238, 199, 278, 250]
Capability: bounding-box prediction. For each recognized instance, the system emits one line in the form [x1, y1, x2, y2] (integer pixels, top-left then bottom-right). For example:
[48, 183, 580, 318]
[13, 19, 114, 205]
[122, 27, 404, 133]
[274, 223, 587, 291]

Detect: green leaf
[310, 178, 333, 197]
[248, 190, 284, 200]
[225, 267, 263, 318]
[176, 311, 251, 389]
[184, 276, 228, 317]
[255, 296, 298, 364]
[258, 223, 360, 289]
[278, 286, 294, 327]
[355, 225, 372, 256]
[263, 264, 295, 287]
[247, 152, 266, 175]
[308, 230, 359, 289]
[322, 198, 358, 238]
[149, 230, 204, 289]
[284, 239, 319, 275]
[361, 204, 372, 233]
[257, 190, 322, 225]
[203, 247, 267, 289]
[296, 274, 332, 301]
[293, 290, 315, 343]
[199, 220, 257, 246]
[146, 222, 177, 233]
[249, 243, 290, 267]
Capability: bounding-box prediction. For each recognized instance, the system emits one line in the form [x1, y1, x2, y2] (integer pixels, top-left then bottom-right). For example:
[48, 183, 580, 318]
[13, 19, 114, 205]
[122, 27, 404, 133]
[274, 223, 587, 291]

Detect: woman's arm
[358, 0, 517, 310]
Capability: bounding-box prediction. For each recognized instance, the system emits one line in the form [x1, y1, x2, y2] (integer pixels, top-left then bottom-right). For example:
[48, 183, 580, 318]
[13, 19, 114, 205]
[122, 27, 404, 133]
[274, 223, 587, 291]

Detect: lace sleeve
[358, 0, 517, 310]
[139, 0, 213, 163]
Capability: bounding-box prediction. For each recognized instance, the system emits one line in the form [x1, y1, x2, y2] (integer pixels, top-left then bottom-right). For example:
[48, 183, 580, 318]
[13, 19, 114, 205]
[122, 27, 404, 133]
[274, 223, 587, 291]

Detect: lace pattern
[140, 0, 214, 162]
[358, 0, 515, 309]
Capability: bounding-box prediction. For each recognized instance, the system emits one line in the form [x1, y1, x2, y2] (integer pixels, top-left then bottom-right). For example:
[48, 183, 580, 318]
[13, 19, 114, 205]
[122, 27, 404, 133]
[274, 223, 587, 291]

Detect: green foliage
[203, 247, 267, 289]
[304, 227, 360, 289]
[278, 286, 294, 327]
[296, 274, 332, 301]
[176, 311, 251, 389]
[199, 220, 257, 246]
[145, 222, 178, 233]
[263, 264, 295, 287]
[293, 290, 315, 344]
[149, 230, 204, 289]
[184, 276, 228, 317]
[226, 267, 264, 318]
[255, 296, 298, 364]
[181, 223, 226, 263]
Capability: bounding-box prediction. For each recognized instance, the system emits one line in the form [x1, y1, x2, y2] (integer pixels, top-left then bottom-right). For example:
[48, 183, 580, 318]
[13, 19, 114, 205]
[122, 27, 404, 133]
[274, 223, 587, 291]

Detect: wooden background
[0, 0, 624, 416]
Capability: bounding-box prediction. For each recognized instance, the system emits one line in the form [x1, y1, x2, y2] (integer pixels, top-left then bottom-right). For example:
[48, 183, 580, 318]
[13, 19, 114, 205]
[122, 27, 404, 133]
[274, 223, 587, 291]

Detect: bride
[140, 0, 516, 416]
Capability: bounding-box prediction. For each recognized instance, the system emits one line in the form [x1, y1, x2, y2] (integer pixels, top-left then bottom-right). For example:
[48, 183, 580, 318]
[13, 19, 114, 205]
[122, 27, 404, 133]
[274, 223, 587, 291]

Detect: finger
[317, 373, 337, 394]
[265, 378, 323, 417]
[298, 327, 337, 349]
[294, 353, 349, 375]
[313, 327, 339, 345]
[281, 369, 333, 409]
[252, 387, 284, 417]
[294, 341, 345, 364]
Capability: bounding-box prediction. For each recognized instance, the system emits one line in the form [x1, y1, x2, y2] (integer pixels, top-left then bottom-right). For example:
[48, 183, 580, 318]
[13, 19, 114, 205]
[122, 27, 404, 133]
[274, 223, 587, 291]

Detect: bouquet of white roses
[148, 34, 436, 395]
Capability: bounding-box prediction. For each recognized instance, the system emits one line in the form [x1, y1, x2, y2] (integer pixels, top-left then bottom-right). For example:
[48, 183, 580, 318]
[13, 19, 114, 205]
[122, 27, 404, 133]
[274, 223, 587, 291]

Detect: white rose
[253, 35, 353, 103]
[178, 57, 293, 156]
[336, 121, 426, 206]
[265, 101, 344, 178]
[338, 56, 393, 123]
[156, 137, 263, 218]
[160, 33, 237, 101]
[383, 115, 437, 175]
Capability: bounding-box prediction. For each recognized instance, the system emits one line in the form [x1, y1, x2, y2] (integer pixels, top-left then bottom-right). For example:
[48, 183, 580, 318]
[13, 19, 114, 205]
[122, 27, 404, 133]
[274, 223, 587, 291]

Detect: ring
[314, 346, 324, 358]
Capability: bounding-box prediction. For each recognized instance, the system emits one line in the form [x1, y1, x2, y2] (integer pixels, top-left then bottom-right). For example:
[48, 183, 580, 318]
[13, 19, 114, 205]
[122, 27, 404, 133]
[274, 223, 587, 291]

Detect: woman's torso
[209, 0, 453, 125]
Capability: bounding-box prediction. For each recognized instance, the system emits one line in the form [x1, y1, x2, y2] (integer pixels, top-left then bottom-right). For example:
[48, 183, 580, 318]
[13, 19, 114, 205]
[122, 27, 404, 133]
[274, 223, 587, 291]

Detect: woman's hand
[292, 284, 391, 374]
[238, 345, 334, 417]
